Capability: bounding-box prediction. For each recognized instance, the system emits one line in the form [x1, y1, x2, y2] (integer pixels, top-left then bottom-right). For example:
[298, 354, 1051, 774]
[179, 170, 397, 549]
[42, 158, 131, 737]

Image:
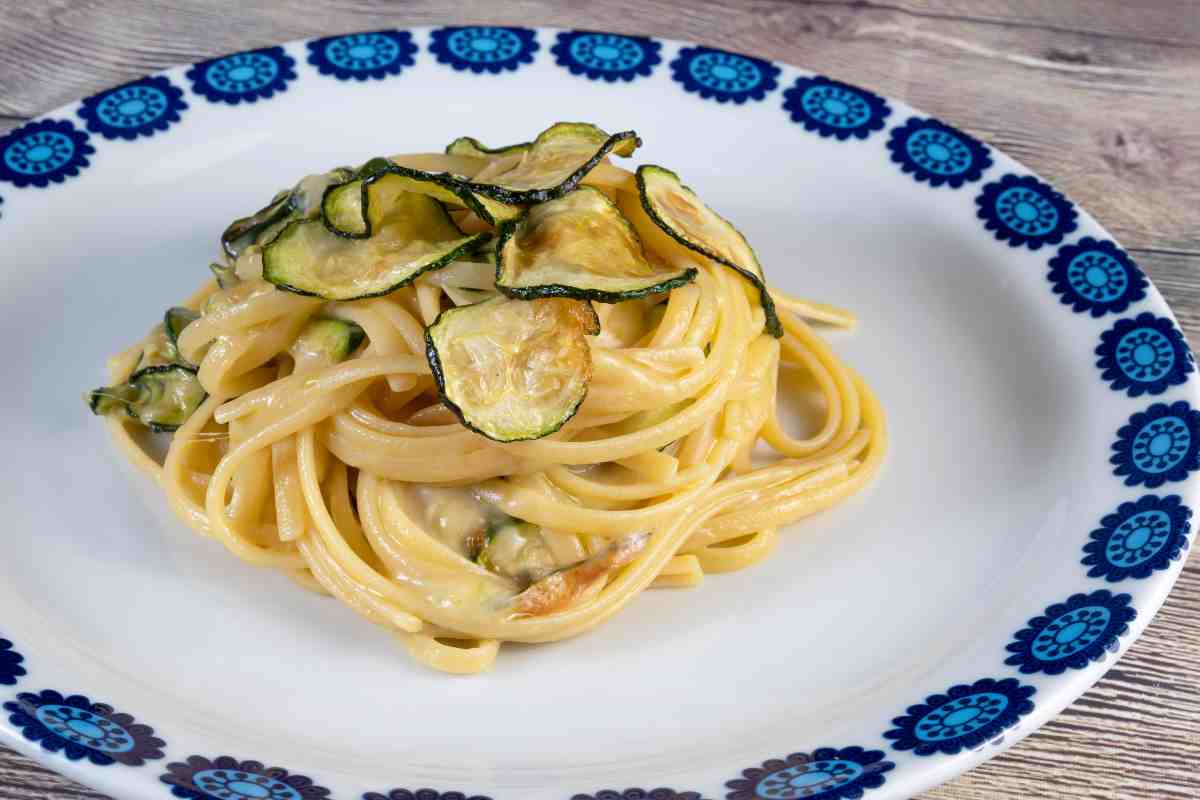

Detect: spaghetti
[93, 129, 886, 674]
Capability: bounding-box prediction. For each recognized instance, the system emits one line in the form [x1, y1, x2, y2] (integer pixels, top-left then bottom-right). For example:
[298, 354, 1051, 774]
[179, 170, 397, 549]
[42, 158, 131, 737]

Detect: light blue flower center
[755, 760, 864, 799]
[33, 704, 135, 753]
[1031, 605, 1111, 660]
[1107, 509, 1172, 567]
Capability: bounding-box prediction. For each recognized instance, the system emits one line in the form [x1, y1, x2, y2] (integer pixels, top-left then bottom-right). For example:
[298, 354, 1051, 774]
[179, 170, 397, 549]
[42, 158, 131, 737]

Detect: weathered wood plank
[0, 2, 1197, 800]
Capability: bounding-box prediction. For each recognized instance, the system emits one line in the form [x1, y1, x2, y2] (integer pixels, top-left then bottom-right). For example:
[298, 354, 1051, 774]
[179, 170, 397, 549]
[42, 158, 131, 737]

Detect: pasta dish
[88, 122, 886, 673]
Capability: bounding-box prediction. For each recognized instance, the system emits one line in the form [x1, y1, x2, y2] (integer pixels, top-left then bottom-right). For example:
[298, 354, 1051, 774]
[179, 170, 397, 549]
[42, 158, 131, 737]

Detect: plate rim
[0, 23, 1195, 800]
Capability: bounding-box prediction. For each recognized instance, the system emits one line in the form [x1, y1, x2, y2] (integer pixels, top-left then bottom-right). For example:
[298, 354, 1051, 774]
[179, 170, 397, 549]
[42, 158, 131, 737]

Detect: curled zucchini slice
[495, 186, 695, 302]
[476, 518, 557, 587]
[323, 159, 521, 237]
[288, 317, 365, 370]
[426, 296, 598, 442]
[221, 167, 354, 257]
[208, 262, 240, 290]
[88, 364, 206, 433]
[634, 165, 782, 337]
[164, 307, 200, 348]
[263, 191, 488, 301]
[445, 135, 532, 159]
[457, 122, 640, 205]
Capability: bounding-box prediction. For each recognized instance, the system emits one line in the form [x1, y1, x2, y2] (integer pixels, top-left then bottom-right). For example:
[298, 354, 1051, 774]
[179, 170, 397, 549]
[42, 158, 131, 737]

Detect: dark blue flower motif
[0, 636, 25, 685]
[0, 119, 94, 188]
[725, 747, 893, 800]
[1084, 494, 1192, 582]
[884, 677, 1036, 756]
[428, 27, 538, 74]
[571, 791, 708, 800]
[306, 30, 417, 82]
[364, 791, 492, 800]
[1095, 312, 1194, 397]
[162, 756, 331, 800]
[187, 47, 297, 104]
[782, 76, 891, 140]
[3, 690, 165, 766]
[1111, 400, 1200, 488]
[1047, 237, 1147, 317]
[77, 75, 187, 140]
[886, 117, 991, 187]
[551, 31, 661, 82]
[671, 46, 780, 104]
[975, 174, 1077, 249]
[1005, 590, 1136, 675]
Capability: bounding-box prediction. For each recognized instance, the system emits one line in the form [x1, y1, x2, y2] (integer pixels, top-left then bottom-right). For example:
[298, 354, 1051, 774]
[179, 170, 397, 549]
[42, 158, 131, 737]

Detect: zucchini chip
[89, 364, 206, 433]
[426, 296, 598, 442]
[456, 122, 640, 204]
[263, 190, 488, 301]
[288, 317, 366, 370]
[445, 135, 533, 159]
[323, 159, 522, 236]
[496, 186, 695, 302]
[634, 165, 782, 337]
[221, 167, 355, 258]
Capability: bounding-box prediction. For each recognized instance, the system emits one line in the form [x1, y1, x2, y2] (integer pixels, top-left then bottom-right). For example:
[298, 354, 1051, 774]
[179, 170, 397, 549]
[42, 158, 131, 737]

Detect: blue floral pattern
[571, 791, 706, 800]
[162, 756, 331, 800]
[671, 47, 780, 104]
[187, 47, 296, 104]
[975, 174, 1077, 249]
[1084, 495, 1192, 582]
[306, 31, 417, 81]
[783, 76, 891, 141]
[551, 31, 661, 82]
[1005, 590, 1136, 675]
[1111, 400, 1200, 488]
[1047, 237, 1148, 317]
[725, 748, 893, 800]
[884, 678, 1035, 756]
[0, 636, 25, 685]
[77, 75, 187, 140]
[0, 119, 94, 188]
[887, 117, 991, 187]
[364, 791, 493, 800]
[428, 27, 538, 74]
[1095, 312, 1193, 397]
[3, 690, 164, 766]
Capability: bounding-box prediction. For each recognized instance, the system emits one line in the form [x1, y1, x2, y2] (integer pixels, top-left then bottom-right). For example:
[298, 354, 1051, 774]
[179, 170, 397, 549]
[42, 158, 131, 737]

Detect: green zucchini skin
[457, 130, 641, 206]
[493, 187, 697, 304]
[445, 136, 533, 158]
[209, 262, 240, 289]
[164, 307, 200, 347]
[221, 167, 355, 257]
[635, 165, 782, 338]
[290, 317, 366, 366]
[221, 191, 290, 259]
[263, 215, 489, 302]
[89, 364, 207, 433]
[321, 160, 521, 240]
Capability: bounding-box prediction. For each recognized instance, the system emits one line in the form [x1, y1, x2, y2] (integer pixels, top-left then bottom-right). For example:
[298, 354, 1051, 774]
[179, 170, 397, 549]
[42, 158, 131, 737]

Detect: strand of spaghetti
[203, 377, 373, 568]
[214, 355, 428, 424]
[770, 289, 857, 329]
[544, 460, 716, 502]
[695, 528, 779, 573]
[763, 313, 860, 457]
[649, 282, 700, 348]
[178, 283, 320, 362]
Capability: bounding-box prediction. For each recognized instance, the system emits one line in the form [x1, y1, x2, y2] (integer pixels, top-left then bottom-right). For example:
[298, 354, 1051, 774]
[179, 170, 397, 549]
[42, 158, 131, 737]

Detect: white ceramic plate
[0, 26, 1195, 800]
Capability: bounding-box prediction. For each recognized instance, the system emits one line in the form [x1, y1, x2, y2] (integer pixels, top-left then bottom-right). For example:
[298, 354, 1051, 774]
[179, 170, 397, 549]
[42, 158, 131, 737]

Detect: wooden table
[1, 2, 1196, 798]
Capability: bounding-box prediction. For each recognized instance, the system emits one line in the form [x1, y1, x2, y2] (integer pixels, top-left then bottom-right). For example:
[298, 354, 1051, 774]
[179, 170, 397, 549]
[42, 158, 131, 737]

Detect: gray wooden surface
[1, 2, 1197, 798]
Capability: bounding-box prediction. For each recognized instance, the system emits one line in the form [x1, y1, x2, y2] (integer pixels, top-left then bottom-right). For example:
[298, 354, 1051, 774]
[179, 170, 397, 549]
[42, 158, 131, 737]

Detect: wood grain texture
[0, 2, 1196, 799]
